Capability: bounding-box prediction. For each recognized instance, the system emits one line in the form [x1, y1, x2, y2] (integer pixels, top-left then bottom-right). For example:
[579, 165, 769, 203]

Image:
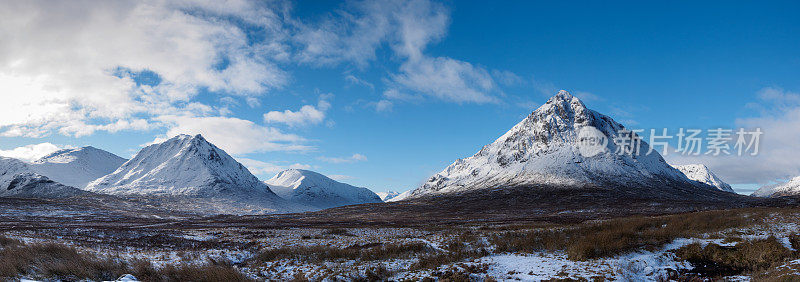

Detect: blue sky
[0, 0, 798, 194]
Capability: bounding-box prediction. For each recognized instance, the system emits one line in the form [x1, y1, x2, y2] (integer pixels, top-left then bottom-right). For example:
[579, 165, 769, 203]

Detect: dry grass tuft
[0, 240, 251, 282]
[252, 242, 434, 264]
[674, 236, 796, 278]
[490, 208, 767, 260]
[0, 242, 126, 280]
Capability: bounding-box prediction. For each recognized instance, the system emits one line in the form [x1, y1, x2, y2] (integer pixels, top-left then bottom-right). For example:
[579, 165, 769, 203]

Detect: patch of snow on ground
[482, 248, 691, 281]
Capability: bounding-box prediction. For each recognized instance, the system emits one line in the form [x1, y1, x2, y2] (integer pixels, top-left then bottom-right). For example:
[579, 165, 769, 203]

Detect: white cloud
[0, 0, 288, 137]
[0, 143, 67, 162]
[264, 96, 333, 127]
[746, 86, 800, 114]
[492, 70, 524, 86]
[1, 0, 509, 140]
[391, 56, 497, 104]
[373, 100, 394, 112]
[156, 115, 311, 155]
[294, 0, 499, 105]
[318, 153, 368, 164]
[382, 89, 422, 102]
[345, 75, 375, 90]
[666, 87, 800, 185]
[387, 0, 498, 104]
[246, 97, 262, 108]
[292, 1, 397, 67]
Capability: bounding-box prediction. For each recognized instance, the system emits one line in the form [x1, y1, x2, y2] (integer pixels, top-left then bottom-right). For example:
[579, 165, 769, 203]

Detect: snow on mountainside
[752, 176, 800, 197]
[377, 191, 400, 202]
[0, 157, 32, 188]
[674, 164, 734, 193]
[0, 157, 87, 198]
[265, 169, 382, 209]
[86, 134, 310, 214]
[30, 146, 127, 188]
[386, 190, 411, 202]
[0, 173, 89, 198]
[411, 90, 703, 198]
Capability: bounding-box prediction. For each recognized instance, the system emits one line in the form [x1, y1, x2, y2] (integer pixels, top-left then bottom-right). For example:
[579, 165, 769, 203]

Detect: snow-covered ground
[5, 210, 800, 281]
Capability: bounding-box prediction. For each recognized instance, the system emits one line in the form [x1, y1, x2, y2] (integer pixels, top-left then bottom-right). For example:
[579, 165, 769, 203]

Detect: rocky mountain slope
[86, 134, 310, 214]
[30, 146, 126, 188]
[0, 157, 88, 198]
[410, 90, 716, 199]
[265, 169, 382, 209]
[674, 164, 734, 193]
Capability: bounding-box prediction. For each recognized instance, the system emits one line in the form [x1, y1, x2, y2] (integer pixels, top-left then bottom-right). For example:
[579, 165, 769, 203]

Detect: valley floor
[3, 200, 800, 281]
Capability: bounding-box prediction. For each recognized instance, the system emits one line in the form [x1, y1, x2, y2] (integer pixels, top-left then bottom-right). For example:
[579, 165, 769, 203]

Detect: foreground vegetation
[2, 207, 800, 281]
[0, 236, 252, 282]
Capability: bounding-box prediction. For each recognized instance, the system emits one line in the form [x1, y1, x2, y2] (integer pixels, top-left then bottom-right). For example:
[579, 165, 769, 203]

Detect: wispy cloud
[0, 1, 290, 138]
[666, 87, 800, 185]
[0, 143, 67, 162]
[318, 153, 368, 164]
[294, 0, 501, 105]
[0, 0, 516, 156]
[345, 75, 375, 90]
[154, 115, 311, 155]
[264, 95, 333, 127]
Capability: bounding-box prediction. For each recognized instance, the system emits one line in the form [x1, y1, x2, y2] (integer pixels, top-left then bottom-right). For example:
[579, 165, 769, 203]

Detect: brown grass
[489, 208, 768, 260]
[0, 239, 251, 282]
[412, 238, 489, 270]
[251, 241, 434, 263]
[0, 241, 127, 280]
[674, 236, 796, 278]
[140, 261, 252, 282]
[323, 228, 354, 236]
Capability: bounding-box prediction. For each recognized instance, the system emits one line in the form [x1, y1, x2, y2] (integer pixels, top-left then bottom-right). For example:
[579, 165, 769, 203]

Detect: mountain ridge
[86, 134, 310, 214]
[30, 146, 127, 188]
[752, 176, 800, 197]
[674, 164, 734, 193]
[0, 157, 89, 198]
[410, 90, 715, 199]
[265, 169, 382, 209]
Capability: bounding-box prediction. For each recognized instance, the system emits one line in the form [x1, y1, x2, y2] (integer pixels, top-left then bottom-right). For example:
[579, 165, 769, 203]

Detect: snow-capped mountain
[385, 190, 411, 202]
[411, 90, 705, 198]
[0, 157, 87, 198]
[86, 134, 310, 214]
[265, 169, 382, 209]
[29, 146, 127, 188]
[377, 191, 400, 202]
[752, 176, 800, 197]
[674, 164, 734, 193]
[0, 157, 32, 188]
[0, 173, 89, 198]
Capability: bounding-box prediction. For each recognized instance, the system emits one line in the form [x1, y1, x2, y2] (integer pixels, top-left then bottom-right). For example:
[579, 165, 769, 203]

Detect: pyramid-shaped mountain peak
[87, 134, 265, 197]
[85, 134, 311, 214]
[410, 90, 703, 197]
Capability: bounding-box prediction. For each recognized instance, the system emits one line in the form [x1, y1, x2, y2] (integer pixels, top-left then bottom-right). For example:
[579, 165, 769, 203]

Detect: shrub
[789, 234, 800, 250]
[673, 236, 796, 277]
[0, 241, 252, 282]
[489, 209, 763, 260]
